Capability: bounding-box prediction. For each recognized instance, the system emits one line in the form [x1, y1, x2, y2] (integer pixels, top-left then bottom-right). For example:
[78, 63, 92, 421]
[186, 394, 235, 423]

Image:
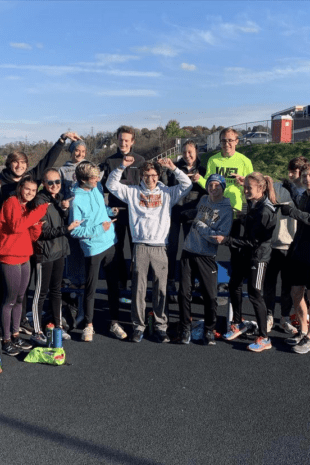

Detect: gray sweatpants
[131, 244, 168, 332]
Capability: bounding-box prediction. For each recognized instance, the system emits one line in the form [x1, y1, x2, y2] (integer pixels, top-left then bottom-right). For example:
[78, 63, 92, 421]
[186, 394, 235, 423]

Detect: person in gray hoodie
[106, 156, 192, 343]
[178, 174, 233, 345]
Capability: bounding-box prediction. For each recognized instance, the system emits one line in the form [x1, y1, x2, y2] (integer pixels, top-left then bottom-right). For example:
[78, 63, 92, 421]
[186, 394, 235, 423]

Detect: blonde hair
[245, 172, 277, 204]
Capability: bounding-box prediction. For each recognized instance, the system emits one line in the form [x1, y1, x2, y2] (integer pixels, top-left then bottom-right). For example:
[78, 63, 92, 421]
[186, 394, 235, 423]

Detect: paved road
[1, 239, 309, 465]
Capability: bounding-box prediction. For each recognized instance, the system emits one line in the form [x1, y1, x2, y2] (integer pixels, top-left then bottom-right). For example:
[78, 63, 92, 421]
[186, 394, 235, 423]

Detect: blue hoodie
[69, 182, 117, 257]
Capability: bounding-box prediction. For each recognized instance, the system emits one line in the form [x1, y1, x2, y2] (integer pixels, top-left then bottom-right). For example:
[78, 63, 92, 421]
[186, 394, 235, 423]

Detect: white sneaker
[267, 315, 274, 333]
[61, 328, 71, 340]
[110, 323, 127, 340]
[82, 326, 95, 342]
[280, 316, 298, 335]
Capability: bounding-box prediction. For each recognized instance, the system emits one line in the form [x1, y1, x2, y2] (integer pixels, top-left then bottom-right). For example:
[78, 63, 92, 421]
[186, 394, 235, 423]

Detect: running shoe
[19, 318, 34, 335]
[180, 330, 191, 345]
[30, 332, 47, 346]
[292, 336, 310, 354]
[204, 330, 216, 346]
[247, 337, 272, 352]
[110, 323, 127, 340]
[11, 336, 32, 351]
[285, 331, 306, 346]
[81, 326, 95, 342]
[154, 329, 170, 343]
[267, 315, 274, 333]
[223, 322, 249, 341]
[280, 316, 298, 335]
[60, 328, 71, 341]
[2, 341, 20, 356]
[131, 329, 144, 343]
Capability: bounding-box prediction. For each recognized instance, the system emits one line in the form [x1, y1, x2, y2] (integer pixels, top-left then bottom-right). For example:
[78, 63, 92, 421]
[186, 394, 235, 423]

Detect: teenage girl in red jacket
[0, 175, 48, 357]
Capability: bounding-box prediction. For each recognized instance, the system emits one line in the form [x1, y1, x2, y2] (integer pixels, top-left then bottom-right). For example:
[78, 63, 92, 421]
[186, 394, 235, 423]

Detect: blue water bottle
[52, 328, 63, 348]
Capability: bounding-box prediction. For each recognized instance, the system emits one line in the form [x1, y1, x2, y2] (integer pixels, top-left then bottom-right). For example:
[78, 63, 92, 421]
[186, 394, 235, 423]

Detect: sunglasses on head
[46, 179, 61, 186]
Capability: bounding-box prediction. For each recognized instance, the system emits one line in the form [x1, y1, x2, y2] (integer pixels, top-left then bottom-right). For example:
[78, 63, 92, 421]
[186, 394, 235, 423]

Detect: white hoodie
[106, 167, 192, 245]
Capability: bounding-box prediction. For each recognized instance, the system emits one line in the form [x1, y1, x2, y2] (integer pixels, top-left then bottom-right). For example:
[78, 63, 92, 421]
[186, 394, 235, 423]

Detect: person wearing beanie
[178, 174, 233, 345]
[162, 140, 206, 303]
[58, 139, 88, 289]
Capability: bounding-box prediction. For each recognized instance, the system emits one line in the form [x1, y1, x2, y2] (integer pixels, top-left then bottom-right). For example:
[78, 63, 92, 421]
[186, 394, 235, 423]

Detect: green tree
[165, 120, 186, 138]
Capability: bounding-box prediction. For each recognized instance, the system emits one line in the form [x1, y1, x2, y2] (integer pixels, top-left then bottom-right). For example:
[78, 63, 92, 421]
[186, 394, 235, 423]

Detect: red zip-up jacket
[0, 196, 48, 265]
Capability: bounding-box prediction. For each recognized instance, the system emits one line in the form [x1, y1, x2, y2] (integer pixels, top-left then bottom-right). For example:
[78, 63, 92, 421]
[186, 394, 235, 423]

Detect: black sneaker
[154, 330, 170, 343]
[285, 331, 306, 346]
[131, 329, 144, 343]
[12, 336, 33, 351]
[292, 336, 310, 354]
[19, 318, 33, 335]
[204, 330, 216, 346]
[2, 341, 20, 357]
[180, 330, 191, 344]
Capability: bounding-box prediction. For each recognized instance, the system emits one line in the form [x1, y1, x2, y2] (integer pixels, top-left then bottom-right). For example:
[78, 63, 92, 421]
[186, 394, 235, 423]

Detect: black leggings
[32, 257, 64, 332]
[0, 261, 30, 340]
[84, 245, 119, 325]
[229, 257, 268, 338]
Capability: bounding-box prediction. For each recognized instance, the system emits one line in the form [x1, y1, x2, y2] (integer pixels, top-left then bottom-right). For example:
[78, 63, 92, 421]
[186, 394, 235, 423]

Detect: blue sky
[1, 0, 310, 144]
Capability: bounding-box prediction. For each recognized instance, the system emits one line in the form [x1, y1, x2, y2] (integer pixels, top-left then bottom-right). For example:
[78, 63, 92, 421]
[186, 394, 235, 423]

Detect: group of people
[1, 124, 310, 373]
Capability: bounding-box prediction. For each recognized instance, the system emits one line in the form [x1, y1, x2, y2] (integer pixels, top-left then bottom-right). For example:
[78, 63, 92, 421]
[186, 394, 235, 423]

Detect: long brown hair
[15, 174, 38, 203]
[245, 172, 277, 204]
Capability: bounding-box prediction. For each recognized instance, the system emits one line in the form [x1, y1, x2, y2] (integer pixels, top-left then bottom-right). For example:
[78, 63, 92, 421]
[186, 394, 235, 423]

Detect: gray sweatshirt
[183, 195, 233, 256]
[106, 167, 192, 245]
[272, 182, 297, 250]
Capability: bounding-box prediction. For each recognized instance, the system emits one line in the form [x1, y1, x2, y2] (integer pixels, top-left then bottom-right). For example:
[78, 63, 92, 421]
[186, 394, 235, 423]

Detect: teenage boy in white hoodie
[106, 156, 192, 343]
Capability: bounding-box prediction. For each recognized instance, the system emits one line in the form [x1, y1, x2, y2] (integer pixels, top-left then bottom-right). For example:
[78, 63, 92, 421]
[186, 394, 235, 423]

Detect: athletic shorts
[289, 258, 310, 288]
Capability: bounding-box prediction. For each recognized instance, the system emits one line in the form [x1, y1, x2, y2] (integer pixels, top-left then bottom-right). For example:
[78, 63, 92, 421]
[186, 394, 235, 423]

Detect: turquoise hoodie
[69, 182, 117, 257]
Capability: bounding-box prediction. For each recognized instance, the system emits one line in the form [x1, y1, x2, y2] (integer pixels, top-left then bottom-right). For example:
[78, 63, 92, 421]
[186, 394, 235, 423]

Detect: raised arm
[28, 132, 82, 182]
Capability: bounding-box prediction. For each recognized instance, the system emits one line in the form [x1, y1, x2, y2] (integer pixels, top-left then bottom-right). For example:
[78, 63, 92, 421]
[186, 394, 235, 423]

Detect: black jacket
[31, 189, 70, 263]
[287, 191, 310, 264]
[161, 157, 206, 208]
[0, 138, 65, 209]
[99, 149, 145, 208]
[227, 195, 277, 263]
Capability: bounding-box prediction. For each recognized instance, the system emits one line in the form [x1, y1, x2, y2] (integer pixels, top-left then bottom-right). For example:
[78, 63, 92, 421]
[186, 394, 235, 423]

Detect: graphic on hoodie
[139, 193, 162, 208]
[198, 205, 220, 225]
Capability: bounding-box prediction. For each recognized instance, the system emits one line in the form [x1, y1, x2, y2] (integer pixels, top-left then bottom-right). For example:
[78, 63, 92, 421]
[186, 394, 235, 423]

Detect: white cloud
[134, 45, 178, 57]
[0, 63, 160, 77]
[96, 53, 140, 64]
[36, 43, 44, 49]
[106, 70, 161, 77]
[219, 20, 260, 35]
[4, 75, 21, 80]
[10, 42, 32, 50]
[224, 62, 310, 85]
[97, 89, 158, 97]
[26, 81, 158, 98]
[78, 54, 141, 67]
[181, 63, 197, 71]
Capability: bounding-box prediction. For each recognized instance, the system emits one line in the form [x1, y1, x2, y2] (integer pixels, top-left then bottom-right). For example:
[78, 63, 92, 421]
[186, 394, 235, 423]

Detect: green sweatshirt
[197, 151, 253, 211]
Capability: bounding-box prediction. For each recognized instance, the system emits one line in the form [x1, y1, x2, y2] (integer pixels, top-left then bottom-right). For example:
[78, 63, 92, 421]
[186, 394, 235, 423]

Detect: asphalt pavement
[1, 237, 310, 465]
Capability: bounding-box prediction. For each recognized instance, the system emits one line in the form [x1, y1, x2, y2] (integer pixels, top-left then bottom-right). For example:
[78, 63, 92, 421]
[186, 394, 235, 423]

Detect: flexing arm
[105, 157, 132, 204]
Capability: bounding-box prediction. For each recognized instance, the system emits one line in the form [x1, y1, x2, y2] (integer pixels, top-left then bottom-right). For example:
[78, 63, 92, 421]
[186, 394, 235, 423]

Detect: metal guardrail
[151, 146, 179, 161]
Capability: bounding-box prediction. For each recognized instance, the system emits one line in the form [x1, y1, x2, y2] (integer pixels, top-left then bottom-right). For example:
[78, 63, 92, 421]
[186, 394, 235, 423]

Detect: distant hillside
[199, 141, 310, 180]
